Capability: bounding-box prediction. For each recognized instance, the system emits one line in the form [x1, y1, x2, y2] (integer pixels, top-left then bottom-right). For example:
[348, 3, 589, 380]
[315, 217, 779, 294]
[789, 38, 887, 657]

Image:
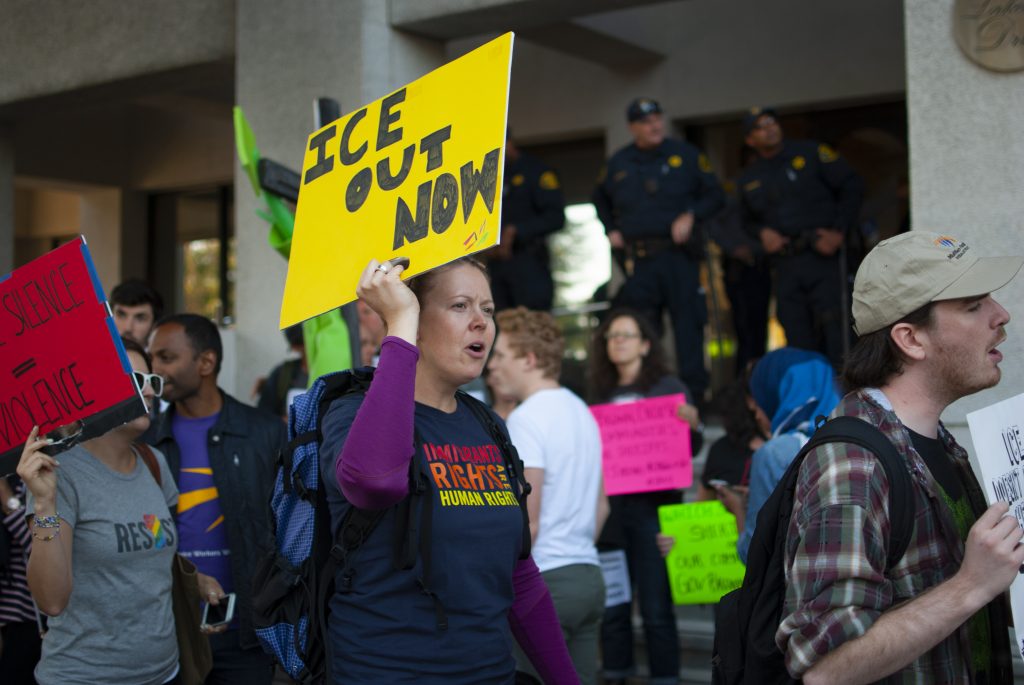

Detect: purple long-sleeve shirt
[334, 336, 579, 684]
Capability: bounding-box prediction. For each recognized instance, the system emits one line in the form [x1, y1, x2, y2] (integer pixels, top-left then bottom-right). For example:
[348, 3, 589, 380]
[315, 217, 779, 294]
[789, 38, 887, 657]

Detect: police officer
[738, 107, 863, 369]
[489, 134, 565, 311]
[593, 97, 724, 400]
[705, 196, 772, 375]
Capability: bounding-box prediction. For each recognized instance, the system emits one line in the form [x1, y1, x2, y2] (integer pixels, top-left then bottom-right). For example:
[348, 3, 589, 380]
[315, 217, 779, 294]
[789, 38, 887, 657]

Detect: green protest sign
[658, 501, 745, 605]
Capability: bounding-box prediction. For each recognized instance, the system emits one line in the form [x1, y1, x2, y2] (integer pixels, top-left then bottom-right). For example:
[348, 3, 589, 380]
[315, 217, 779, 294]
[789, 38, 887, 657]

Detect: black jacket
[147, 391, 285, 649]
[501, 151, 566, 250]
[593, 138, 724, 241]
[738, 139, 863, 240]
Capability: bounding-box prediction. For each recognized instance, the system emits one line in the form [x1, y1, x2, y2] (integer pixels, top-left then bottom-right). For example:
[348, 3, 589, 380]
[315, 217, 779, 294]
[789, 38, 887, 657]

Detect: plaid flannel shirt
[776, 388, 1012, 684]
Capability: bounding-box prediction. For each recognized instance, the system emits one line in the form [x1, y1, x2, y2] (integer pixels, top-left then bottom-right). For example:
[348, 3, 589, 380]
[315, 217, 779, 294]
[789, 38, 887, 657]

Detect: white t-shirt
[507, 387, 602, 573]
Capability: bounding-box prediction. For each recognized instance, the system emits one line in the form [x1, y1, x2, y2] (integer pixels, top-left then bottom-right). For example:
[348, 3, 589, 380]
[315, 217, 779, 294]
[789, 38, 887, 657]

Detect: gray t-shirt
[27, 444, 179, 685]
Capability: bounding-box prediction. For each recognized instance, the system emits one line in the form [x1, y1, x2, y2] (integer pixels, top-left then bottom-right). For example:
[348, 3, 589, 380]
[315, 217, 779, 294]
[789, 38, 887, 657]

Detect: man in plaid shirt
[777, 231, 1024, 684]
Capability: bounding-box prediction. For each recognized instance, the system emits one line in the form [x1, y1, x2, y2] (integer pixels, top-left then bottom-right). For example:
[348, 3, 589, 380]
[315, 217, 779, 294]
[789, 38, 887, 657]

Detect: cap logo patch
[934, 235, 970, 260]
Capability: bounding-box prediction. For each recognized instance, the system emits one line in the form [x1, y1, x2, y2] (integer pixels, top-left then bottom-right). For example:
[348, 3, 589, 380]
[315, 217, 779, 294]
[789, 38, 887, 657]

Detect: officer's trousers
[723, 258, 771, 375]
[613, 249, 708, 400]
[774, 250, 850, 368]
[489, 250, 554, 312]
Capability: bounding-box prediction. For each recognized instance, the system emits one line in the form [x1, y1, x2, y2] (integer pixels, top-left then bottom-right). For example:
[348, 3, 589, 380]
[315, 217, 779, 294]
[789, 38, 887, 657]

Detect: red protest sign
[590, 393, 692, 496]
[0, 237, 145, 474]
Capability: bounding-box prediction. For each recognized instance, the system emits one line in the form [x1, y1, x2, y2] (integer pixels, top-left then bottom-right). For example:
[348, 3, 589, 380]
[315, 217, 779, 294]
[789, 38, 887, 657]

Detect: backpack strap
[803, 416, 914, 568]
[135, 443, 161, 487]
[457, 391, 533, 560]
[409, 428, 448, 630]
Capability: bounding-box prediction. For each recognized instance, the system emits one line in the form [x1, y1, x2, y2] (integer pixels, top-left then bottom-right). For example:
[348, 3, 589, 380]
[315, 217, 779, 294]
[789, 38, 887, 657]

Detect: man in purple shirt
[148, 314, 285, 685]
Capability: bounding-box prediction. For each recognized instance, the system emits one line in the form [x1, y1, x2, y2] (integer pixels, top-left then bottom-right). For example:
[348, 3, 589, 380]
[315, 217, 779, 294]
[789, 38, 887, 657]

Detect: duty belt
[776, 231, 815, 258]
[623, 237, 676, 276]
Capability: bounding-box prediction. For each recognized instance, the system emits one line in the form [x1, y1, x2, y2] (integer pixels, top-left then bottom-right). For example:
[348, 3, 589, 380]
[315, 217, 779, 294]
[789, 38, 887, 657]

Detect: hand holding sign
[16, 425, 60, 506]
[356, 257, 418, 344]
[956, 502, 1024, 607]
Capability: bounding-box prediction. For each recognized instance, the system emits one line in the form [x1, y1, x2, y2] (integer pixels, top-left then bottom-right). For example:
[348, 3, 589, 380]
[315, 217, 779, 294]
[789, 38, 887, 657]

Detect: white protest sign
[598, 549, 632, 608]
[966, 391, 1024, 659]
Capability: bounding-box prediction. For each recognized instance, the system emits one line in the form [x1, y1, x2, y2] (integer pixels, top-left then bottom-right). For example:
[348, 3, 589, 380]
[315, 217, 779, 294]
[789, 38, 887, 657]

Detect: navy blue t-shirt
[319, 393, 524, 684]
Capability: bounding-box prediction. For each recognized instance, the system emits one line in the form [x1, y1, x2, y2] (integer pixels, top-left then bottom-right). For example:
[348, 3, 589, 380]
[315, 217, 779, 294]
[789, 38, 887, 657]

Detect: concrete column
[119, 189, 149, 281]
[0, 125, 13, 274]
[233, 0, 444, 401]
[905, 0, 1024, 433]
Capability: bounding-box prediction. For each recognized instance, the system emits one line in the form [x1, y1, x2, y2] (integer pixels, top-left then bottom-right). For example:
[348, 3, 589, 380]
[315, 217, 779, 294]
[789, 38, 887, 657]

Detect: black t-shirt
[908, 428, 963, 500]
[701, 436, 752, 489]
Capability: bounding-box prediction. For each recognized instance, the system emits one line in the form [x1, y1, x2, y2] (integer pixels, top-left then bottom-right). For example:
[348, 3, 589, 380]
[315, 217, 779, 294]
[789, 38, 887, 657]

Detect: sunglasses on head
[133, 372, 165, 397]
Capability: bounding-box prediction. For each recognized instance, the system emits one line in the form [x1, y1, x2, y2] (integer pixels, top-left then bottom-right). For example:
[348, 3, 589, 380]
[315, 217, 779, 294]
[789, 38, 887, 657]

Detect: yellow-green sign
[280, 33, 514, 328]
[658, 501, 745, 604]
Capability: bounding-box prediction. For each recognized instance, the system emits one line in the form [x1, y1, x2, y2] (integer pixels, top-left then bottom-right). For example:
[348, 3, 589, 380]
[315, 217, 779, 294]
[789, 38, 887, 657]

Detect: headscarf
[749, 348, 841, 436]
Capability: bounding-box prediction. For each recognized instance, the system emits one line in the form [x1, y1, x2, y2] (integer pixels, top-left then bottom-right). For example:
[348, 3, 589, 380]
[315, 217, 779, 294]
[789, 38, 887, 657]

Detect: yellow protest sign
[279, 33, 515, 328]
[658, 501, 745, 605]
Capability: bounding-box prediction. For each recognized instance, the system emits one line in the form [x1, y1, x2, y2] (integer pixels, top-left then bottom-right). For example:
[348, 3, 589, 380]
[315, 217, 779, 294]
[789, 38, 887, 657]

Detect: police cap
[741, 106, 778, 135]
[626, 98, 662, 122]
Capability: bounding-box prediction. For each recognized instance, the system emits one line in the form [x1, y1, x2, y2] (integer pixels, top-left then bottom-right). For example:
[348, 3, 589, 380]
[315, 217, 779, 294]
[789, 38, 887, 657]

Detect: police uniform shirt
[500, 151, 565, 249]
[592, 138, 724, 241]
[737, 139, 862, 241]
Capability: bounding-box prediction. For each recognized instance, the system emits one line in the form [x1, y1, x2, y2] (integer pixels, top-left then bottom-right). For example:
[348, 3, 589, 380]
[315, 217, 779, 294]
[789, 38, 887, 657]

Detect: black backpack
[711, 416, 914, 685]
[251, 368, 532, 684]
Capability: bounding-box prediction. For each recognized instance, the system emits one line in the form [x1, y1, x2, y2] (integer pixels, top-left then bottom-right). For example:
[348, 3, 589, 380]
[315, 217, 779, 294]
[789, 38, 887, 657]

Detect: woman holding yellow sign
[318, 256, 577, 684]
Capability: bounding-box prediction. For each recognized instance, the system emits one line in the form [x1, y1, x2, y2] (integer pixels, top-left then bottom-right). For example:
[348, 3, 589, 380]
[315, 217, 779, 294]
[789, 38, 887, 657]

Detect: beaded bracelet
[33, 514, 60, 529]
[32, 529, 59, 542]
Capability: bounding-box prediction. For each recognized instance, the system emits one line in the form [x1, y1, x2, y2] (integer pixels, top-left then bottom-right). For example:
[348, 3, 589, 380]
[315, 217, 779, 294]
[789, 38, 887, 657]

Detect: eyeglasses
[133, 372, 165, 397]
[604, 331, 642, 341]
[751, 116, 777, 131]
[41, 420, 85, 455]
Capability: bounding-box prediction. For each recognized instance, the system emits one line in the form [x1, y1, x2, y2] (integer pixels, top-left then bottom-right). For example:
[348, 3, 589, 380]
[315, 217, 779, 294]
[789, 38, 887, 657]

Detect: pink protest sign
[590, 394, 692, 496]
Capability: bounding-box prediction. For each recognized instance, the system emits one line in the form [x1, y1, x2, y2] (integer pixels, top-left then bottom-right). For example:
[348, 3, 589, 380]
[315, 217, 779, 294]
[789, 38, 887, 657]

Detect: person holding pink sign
[588, 309, 703, 685]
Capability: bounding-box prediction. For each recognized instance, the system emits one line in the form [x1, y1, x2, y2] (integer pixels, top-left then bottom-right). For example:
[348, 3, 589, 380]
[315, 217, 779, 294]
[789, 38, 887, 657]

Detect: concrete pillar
[905, 0, 1024, 433]
[0, 125, 13, 274]
[79, 188, 122, 289]
[119, 189, 149, 281]
[233, 0, 444, 401]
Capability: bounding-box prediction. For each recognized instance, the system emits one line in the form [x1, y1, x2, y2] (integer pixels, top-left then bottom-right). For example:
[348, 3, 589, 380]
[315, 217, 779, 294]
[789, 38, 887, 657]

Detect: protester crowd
[2, 95, 1022, 685]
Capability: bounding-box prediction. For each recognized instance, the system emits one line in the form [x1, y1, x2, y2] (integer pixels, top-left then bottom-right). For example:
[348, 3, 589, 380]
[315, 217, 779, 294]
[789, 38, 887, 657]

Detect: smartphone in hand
[201, 593, 236, 628]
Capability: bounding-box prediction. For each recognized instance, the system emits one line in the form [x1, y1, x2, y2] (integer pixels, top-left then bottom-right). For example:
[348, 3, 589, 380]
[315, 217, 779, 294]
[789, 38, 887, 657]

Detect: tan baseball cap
[852, 231, 1023, 335]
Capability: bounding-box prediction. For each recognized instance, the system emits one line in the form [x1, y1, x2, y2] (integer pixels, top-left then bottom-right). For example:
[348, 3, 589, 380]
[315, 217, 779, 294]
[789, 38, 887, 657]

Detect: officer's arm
[691, 153, 726, 221]
[801, 502, 1024, 685]
[817, 147, 864, 233]
[737, 180, 765, 241]
[514, 167, 566, 243]
[592, 170, 616, 234]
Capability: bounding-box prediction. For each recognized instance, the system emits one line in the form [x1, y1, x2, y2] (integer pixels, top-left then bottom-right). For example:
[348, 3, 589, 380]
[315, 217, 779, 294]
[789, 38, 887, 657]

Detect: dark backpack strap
[135, 443, 162, 487]
[457, 391, 533, 560]
[411, 427, 447, 631]
[388, 427, 447, 630]
[802, 416, 914, 568]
